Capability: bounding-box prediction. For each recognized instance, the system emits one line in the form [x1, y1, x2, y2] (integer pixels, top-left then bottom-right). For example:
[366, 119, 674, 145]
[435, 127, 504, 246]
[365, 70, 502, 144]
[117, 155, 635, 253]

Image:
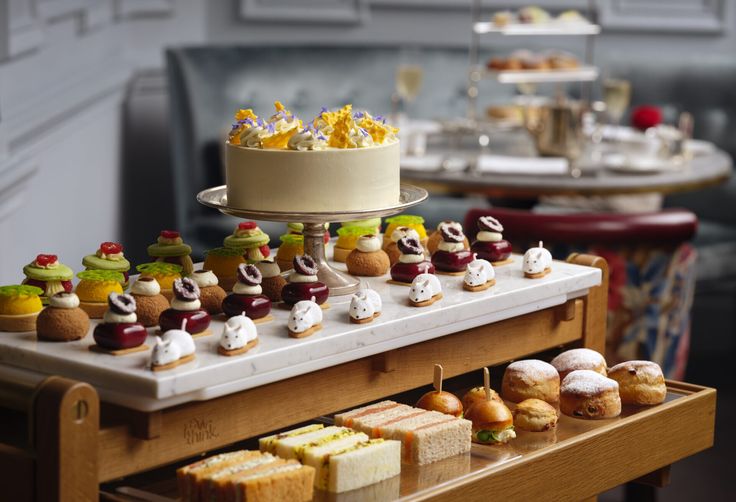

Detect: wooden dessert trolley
[0, 254, 716, 501]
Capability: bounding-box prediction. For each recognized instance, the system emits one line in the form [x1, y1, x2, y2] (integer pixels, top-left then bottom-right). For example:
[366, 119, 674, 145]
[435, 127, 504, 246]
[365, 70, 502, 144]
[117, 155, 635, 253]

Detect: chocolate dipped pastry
[129, 276, 169, 327]
[427, 221, 469, 255]
[384, 226, 421, 266]
[222, 264, 273, 321]
[147, 230, 194, 276]
[192, 269, 226, 315]
[223, 221, 271, 263]
[431, 223, 474, 274]
[93, 293, 147, 350]
[346, 235, 390, 277]
[281, 255, 329, 307]
[255, 260, 286, 302]
[36, 292, 90, 341]
[470, 216, 512, 265]
[390, 236, 435, 285]
[158, 278, 211, 335]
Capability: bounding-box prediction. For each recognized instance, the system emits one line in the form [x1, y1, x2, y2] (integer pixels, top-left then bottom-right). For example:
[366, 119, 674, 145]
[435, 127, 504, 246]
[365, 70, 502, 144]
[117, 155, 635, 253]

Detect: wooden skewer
[433, 364, 443, 394]
[483, 367, 491, 402]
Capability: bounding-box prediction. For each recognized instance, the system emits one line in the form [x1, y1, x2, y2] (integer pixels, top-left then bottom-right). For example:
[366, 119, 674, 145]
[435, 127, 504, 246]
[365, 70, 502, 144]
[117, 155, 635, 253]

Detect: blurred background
[0, 1, 734, 499]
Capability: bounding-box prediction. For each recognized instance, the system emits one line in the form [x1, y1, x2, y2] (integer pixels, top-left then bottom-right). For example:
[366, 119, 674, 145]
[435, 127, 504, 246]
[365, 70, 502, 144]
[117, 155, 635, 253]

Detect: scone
[513, 398, 558, 432]
[502, 359, 560, 405]
[608, 360, 666, 405]
[560, 370, 621, 419]
[551, 348, 607, 381]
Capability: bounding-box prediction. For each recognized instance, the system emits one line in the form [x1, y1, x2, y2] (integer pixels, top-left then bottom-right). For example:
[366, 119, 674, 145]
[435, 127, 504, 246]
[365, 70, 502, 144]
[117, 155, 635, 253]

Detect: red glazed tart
[281, 255, 329, 307]
[93, 293, 147, 350]
[470, 216, 512, 264]
[158, 278, 211, 334]
[222, 264, 273, 320]
[431, 222, 474, 273]
[390, 236, 435, 284]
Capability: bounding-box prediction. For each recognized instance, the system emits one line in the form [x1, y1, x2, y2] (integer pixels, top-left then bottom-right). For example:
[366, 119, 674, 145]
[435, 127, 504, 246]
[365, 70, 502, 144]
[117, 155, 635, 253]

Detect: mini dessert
[493, 10, 514, 27]
[0, 285, 44, 332]
[551, 348, 607, 381]
[463, 256, 496, 292]
[348, 288, 382, 324]
[75, 270, 124, 318]
[223, 221, 271, 263]
[147, 230, 194, 276]
[470, 216, 512, 265]
[281, 255, 329, 307]
[151, 322, 197, 371]
[203, 247, 246, 291]
[221, 264, 272, 322]
[275, 233, 303, 271]
[287, 297, 323, 338]
[22, 254, 73, 304]
[408, 273, 442, 307]
[345, 234, 390, 276]
[518, 5, 551, 24]
[36, 292, 89, 341]
[191, 269, 226, 315]
[462, 386, 501, 410]
[342, 217, 381, 235]
[92, 293, 147, 352]
[513, 399, 558, 432]
[82, 242, 131, 288]
[502, 359, 560, 406]
[136, 262, 182, 300]
[218, 313, 259, 356]
[158, 278, 211, 335]
[560, 370, 622, 419]
[416, 364, 463, 417]
[384, 226, 420, 265]
[333, 225, 375, 263]
[129, 276, 169, 327]
[431, 223, 474, 274]
[383, 215, 427, 251]
[259, 425, 400, 493]
[522, 241, 552, 278]
[389, 236, 435, 285]
[255, 260, 286, 302]
[287, 222, 330, 243]
[177, 450, 315, 502]
[427, 221, 469, 256]
[608, 360, 667, 405]
[335, 400, 472, 465]
[464, 368, 515, 444]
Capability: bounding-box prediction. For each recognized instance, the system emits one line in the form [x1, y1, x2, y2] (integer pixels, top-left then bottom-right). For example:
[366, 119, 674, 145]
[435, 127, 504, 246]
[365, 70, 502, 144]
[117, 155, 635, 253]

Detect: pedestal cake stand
[197, 183, 428, 296]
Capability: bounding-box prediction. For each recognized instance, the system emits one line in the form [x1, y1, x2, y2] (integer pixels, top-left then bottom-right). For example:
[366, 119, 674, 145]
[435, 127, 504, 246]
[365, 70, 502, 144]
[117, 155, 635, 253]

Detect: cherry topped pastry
[93, 292, 147, 350]
[390, 236, 435, 284]
[281, 255, 329, 307]
[158, 278, 211, 334]
[221, 264, 272, 320]
[470, 216, 512, 264]
[431, 222, 474, 273]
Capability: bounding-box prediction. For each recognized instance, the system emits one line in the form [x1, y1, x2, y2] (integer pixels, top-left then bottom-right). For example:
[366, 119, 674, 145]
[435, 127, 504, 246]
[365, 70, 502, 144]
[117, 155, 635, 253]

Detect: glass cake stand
[197, 183, 428, 296]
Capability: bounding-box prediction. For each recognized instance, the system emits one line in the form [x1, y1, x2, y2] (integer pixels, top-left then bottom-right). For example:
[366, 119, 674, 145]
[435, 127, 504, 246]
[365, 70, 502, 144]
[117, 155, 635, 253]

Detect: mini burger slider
[464, 367, 516, 444]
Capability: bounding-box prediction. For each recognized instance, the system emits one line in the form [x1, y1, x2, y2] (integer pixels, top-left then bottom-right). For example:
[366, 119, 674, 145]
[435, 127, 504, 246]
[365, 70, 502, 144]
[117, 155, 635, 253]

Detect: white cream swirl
[356, 235, 381, 253]
[438, 241, 465, 252]
[399, 253, 424, 264]
[103, 310, 137, 323]
[192, 270, 218, 288]
[349, 127, 375, 148]
[131, 277, 161, 296]
[240, 126, 269, 148]
[50, 293, 80, 309]
[255, 260, 281, 279]
[287, 129, 327, 151]
[391, 227, 420, 243]
[289, 273, 317, 283]
[233, 283, 262, 295]
[171, 298, 202, 311]
[477, 231, 503, 242]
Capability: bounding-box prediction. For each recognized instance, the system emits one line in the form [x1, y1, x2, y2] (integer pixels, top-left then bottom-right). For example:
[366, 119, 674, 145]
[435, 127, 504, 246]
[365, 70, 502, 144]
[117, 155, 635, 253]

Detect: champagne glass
[602, 78, 631, 134]
[394, 48, 424, 122]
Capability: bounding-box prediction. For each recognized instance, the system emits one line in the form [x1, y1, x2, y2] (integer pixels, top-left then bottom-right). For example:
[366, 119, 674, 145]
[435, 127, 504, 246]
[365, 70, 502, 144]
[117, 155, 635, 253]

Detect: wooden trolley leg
[33, 377, 99, 502]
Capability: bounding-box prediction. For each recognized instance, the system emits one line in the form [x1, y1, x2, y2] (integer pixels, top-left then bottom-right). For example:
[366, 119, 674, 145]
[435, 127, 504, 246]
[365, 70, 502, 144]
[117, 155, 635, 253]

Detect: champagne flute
[602, 78, 631, 137]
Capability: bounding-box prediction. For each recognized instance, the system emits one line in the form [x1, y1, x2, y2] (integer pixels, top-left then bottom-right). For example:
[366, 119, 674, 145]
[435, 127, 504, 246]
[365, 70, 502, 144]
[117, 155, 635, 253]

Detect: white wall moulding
[0, 156, 37, 221]
[239, 0, 370, 25]
[0, 0, 45, 61]
[599, 0, 726, 34]
[114, 0, 174, 19]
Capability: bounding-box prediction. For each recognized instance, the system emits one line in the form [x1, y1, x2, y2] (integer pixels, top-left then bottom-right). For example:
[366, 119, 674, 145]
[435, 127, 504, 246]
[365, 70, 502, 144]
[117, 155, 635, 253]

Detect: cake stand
[197, 183, 428, 296]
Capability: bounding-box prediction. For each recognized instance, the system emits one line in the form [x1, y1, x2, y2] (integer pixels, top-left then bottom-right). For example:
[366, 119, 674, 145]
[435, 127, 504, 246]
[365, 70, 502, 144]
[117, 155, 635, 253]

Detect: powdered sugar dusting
[609, 360, 663, 380]
[551, 348, 606, 373]
[561, 370, 618, 396]
[507, 359, 558, 381]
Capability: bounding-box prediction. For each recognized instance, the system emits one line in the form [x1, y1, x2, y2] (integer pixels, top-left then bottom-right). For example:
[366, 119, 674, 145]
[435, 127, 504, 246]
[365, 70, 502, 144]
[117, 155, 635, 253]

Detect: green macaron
[23, 263, 74, 281]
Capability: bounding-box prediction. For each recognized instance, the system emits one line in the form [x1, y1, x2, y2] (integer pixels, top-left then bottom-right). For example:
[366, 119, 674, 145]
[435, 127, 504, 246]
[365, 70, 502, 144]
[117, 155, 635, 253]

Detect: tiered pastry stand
[197, 183, 428, 296]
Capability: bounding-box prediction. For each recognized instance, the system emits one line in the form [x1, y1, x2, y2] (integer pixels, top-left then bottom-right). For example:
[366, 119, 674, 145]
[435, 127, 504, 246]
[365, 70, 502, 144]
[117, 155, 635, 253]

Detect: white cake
[225, 103, 400, 213]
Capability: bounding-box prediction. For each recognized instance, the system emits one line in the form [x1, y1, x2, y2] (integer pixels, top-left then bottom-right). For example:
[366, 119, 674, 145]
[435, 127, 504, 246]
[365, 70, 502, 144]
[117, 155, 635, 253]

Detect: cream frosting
[288, 128, 327, 151]
[96, 250, 125, 261]
[438, 241, 465, 252]
[158, 236, 183, 246]
[246, 247, 267, 262]
[234, 226, 261, 238]
[171, 298, 202, 311]
[399, 253, 424, 264]
[34, 260, 59, 270]
[356, 235, 381, 253]
[255, 260, 281, 278]
[239, 125, 269, 148]
[103, 310, 137, 323]
[477, 231, 503, 242]
[391, 226, 420, 243]
[349, 127, 375, 148]
[289, 273, 317, 283]
[131, 277, 161, 296]
[233, 283, 262, 295]
[49, 293, 79, 309]
[44, 281, 66, 298]
[192, 270, 218, 288]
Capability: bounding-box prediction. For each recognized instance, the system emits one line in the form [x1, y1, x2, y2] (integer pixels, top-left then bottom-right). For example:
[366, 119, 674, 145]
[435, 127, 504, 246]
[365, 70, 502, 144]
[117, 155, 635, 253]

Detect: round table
[401, 148, 732, 199]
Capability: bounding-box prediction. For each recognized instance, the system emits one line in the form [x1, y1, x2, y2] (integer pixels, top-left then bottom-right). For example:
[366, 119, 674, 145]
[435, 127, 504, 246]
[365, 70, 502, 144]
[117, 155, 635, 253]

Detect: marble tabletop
[0, 254, 600, 412]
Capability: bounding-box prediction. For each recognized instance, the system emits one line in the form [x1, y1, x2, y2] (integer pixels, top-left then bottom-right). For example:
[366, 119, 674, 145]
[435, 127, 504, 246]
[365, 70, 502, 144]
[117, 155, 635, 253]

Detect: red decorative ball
[161, 230, 180, 239]
[35, 254, 58, 266]
[238, 221, 257, 230]
[630, 105, 662, 131]
[100, 242, 123, 254]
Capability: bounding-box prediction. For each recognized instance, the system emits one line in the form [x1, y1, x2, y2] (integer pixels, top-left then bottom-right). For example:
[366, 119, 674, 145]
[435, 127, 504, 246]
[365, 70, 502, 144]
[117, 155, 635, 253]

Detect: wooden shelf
[473, 21, 601, 36]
